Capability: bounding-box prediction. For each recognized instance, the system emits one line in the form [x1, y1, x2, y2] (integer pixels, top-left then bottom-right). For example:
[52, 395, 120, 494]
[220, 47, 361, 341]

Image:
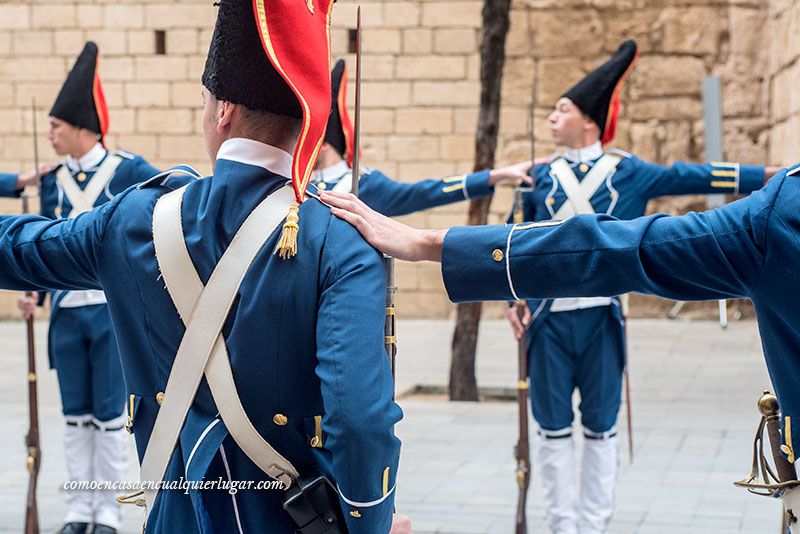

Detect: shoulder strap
[56, 155, 123, 217]
[143, 184, 299, 517]
[552, 154, 622, 220]
[138, 165, 204, 189]
[787, 164, 800, 177]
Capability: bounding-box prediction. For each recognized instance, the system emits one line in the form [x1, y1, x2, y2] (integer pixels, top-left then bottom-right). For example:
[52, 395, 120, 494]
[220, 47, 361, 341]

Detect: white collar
[312, 160, 350, 183]
[216, 138, 293, 178]
[562, 142, 603, 164]
[66, 143, 107, 172]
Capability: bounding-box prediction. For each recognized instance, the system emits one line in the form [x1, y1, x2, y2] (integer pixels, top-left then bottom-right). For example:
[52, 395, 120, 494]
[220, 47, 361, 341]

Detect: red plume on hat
[251, 0, 334, 203]
[93, 54, 110, 142]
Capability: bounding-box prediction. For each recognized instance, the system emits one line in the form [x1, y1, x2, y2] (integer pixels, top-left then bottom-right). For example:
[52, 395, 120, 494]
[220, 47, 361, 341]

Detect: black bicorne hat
[562, 40, 638, 144]
[325, 59, 348, 159]
[201, 0, 302, 119]
[49, 41, 109, 138]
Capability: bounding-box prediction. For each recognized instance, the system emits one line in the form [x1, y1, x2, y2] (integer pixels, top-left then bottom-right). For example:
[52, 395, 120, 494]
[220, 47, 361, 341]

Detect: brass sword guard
[734, 391, 800, 497]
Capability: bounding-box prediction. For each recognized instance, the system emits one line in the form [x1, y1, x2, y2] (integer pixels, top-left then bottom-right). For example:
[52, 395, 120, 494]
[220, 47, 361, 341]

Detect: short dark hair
[238, 106, 302, 146]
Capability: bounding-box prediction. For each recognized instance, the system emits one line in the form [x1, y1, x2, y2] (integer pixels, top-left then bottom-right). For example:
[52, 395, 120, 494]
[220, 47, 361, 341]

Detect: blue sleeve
[441, 171, 779, 304]
[0, 173, 21, 198]
[317, 215, 402, 533]
[635, 157, 766, 199]
[359, 169, 493, 216]
[0, 200, 117, 293]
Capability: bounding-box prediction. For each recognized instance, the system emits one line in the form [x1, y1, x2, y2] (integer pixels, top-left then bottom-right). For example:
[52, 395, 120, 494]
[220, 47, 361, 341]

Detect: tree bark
[449, 0, 512, 401]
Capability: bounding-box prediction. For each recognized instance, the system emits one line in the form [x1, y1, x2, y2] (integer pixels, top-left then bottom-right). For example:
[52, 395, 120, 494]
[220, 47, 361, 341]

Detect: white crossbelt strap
[142, 183, 299, 518]
[551, 154, 622, 220]
[55, 155, 123, 218]
[332, 173, 353, 193]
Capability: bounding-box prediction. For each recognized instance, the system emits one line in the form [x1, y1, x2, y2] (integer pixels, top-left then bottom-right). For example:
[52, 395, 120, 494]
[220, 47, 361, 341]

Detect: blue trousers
[527, 306, 624, 434]
[50, 304, 126, 422]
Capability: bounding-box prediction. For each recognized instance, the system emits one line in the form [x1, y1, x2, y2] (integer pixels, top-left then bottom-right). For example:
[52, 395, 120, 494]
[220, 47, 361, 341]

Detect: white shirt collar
[216, 137, 293, 178]
[66, 143, 107, 172]
[312, 160, 350, 183]
[562, 141, 603, 164]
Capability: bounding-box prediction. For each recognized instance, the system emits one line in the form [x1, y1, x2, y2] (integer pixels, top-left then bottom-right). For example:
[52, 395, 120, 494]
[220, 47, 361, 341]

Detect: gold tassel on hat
[274, 201, 300, 260]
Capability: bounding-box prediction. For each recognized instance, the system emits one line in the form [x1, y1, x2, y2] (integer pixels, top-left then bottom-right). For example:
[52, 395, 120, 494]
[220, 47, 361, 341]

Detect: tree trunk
[449, 0, 512, 401]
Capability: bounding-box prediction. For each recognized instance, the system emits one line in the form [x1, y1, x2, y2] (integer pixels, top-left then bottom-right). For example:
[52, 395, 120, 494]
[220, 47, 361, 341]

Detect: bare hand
[506, 303, 531, 339]
[17, 164, 53, 189]
[390, 514, 412, 534]
[319, 191, 445, 263]
[16, 295, 37, 320]
[489, 160, 533, 186]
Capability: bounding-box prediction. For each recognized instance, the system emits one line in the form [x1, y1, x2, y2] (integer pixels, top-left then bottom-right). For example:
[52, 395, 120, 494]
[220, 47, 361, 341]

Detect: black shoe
[59, 523, 89, 534]
[92, 525, 118, 534]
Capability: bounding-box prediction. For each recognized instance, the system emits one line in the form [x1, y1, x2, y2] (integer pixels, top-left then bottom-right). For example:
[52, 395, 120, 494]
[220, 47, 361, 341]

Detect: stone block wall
[0, 0, 784, 319]
[768, 0, 800, 164]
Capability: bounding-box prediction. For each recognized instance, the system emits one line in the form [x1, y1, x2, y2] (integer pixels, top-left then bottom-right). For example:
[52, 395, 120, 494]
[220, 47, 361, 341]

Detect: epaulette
[111, 149, 136, 160]
[137, 164, 203, 189]
[787, 163, 800, 177]
[606, 148, 632, 159]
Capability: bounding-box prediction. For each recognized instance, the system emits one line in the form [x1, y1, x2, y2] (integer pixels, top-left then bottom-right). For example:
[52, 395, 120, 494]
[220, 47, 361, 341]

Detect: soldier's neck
[66, 142, 106, 171]
[316, 149, 345, 171]
[562, 140, 603, 163]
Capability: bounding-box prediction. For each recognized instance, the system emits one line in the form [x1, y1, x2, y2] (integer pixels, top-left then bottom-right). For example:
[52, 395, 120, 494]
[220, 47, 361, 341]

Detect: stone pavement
[0, 317, 781, 533]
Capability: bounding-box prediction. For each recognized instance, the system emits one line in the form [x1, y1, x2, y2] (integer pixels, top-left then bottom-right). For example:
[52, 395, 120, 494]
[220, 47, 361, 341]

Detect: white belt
[549, 297, 612, 313]
[58, 289, 108, 308]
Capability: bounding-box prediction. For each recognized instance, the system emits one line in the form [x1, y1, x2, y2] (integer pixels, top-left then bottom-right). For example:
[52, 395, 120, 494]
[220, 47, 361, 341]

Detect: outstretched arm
[0, 164, 53, 198]
[359, 161, 532, 216]
[321, 173, 776, 304]
[635, 157, 773, 199]
[0, 201, 114, 292]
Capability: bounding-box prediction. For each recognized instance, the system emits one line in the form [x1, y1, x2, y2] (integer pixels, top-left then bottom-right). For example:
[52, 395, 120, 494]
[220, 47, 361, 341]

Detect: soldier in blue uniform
[493, 40, 779, 534]
[320, 159, 800, 532]
[0, 42, 160, 534]
[0, 1, 404, 532]
[313, 59, 532, 215]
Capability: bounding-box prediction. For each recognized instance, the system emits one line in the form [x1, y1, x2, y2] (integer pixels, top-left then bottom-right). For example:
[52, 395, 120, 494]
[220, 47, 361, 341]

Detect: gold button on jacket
[492, 249, 504, 262]
[273, 413, 288, 426]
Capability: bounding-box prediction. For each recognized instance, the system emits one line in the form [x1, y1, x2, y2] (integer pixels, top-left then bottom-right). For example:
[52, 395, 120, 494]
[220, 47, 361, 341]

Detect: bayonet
[350, 6, 361, 197]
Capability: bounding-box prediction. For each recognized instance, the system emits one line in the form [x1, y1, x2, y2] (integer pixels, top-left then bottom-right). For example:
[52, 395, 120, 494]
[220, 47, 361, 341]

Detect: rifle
[621, 295, 634, 463]
[511, 189, 530, 534]
[513, 297, 530, 534]
[23, 99, 41, 534]
[348, 8, 396, 383]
